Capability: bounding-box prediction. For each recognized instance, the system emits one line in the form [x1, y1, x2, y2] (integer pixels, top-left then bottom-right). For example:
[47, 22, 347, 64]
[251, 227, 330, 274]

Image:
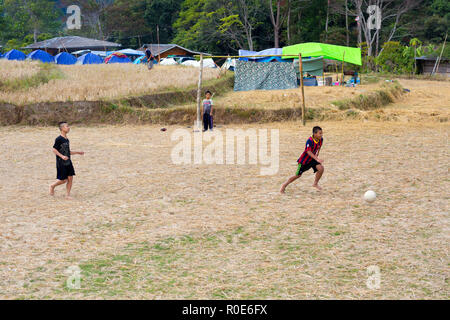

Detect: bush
[375, 41, 414, 74]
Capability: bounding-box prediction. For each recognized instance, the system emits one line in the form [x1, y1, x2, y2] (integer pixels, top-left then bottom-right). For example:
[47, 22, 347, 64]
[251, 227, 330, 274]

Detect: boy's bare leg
[280, 175, 301, 194]
[312, 165, 324, 190]
[49, 179, 67, 196]
[66, 176, 73, 199]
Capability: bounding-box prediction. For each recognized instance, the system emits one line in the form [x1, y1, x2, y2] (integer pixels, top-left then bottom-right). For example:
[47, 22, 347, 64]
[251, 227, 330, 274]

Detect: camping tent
[27, 50, 54, 63]
[181, 58, 216, 68]
[4, 49, 26, 61]
[282, 42, 362, 65]
[55, 52, 77, 65]
[238, 48, 288, 62]
[234, 61, 298, 91]
[105, 52, 131, 64]
[133, 56, 148, 64]
[115, 49, 145, 57]
[76, 53, 103, 65]
[160, 58, 178, 65]
[222, 58, 236, 71]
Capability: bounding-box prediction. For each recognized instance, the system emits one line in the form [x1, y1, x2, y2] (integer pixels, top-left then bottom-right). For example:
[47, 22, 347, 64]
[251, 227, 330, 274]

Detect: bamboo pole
[299, 53, 306, 126]
[322, 57, 325, 86]
[195, 54, 204, 131]
[432, 33, 447, 75]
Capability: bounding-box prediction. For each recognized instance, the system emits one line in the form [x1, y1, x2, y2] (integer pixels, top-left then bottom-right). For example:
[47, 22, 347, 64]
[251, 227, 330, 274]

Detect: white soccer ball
[364, 190, 377, 203]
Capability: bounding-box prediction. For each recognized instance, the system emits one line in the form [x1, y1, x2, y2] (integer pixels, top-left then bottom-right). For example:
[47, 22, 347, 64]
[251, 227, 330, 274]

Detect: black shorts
[295, 160, 321, 176]
[57, 161, 75, 180]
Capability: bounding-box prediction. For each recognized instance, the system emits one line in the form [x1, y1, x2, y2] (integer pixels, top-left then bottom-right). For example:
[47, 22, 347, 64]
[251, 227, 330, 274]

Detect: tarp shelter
[55, 52, 77, 65]
[115, 49, 145, 57]
[104, 52, 131, 64]
[282, 42, 362, 65]
[238, 48, 289, 62]
[234, 61, 298, 91]
[4, 49, 26, 61]
[293, 56, 324, 77]
[76, 53, 103, 65]
[27, 50, 54, 63]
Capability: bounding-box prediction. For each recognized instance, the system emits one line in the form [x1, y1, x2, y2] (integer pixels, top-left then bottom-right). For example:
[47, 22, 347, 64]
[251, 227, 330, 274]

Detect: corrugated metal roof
[141, 44, 205, 56]
[23, 36, 121, 50]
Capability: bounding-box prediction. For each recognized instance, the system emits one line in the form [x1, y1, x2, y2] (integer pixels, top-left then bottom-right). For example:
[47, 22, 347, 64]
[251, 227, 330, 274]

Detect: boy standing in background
[202, 90, 214, 131]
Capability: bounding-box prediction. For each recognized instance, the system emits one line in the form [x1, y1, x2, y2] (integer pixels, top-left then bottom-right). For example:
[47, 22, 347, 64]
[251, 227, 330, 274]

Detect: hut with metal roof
[23, 36, 121, 56]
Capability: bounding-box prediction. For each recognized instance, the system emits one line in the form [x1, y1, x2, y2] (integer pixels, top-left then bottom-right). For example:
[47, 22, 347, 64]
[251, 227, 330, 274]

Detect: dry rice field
[0, 119, 448, 299]
[0, 61, 220, 105]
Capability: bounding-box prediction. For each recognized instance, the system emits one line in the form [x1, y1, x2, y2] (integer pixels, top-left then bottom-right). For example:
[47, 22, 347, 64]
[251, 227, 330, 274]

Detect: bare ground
[0, 120, 448, 299]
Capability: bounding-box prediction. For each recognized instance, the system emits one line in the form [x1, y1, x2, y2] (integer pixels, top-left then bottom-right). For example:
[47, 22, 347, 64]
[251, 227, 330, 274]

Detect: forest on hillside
[0, 0, 448, 71]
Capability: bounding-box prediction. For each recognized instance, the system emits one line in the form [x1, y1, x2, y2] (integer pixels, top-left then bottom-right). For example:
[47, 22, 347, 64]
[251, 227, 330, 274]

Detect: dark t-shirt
[53, 135, 72, 167]
[145, 49, 153, 60]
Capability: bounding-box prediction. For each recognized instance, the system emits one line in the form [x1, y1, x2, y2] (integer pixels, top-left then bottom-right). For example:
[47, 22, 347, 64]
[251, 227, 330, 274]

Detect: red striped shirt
[298, 137, 323, 165]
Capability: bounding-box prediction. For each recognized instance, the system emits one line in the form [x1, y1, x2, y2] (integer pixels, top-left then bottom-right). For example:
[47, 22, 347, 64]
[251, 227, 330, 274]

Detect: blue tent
[27, 50, 54, 63]
[55, 52, 77, 65]
[4, 49, 26, 61]
[76, 53, 103, 65]
[133, 56, 148, 64]
[105, 53, 132, 64]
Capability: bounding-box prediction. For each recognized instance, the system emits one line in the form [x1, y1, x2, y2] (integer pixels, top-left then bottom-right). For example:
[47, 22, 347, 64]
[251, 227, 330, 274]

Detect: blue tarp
[238, 48, 289, 62]
[76, 53, 103, 65]
[27, 50, 54, 63]
[4, 49, 26, 61]
[55, 52, 77, 65]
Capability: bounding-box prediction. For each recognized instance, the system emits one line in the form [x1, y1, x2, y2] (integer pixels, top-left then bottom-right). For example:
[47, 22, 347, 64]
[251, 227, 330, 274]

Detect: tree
[343, 0, 423, 56]
[3, 0, 61, 43]
[267, 0, 290, 48]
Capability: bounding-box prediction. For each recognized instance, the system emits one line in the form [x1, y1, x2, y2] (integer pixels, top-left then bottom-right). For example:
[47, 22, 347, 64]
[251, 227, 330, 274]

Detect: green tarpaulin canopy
[282, 42, 362, 66]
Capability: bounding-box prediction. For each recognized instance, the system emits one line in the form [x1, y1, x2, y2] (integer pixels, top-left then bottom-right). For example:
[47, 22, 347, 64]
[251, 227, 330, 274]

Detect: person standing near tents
[202, 91, 214, 132]
[143, 45, 154, 70]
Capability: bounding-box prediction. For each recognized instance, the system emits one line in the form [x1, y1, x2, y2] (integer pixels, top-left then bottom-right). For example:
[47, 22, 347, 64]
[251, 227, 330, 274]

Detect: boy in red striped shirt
[280, 126, 324, 193]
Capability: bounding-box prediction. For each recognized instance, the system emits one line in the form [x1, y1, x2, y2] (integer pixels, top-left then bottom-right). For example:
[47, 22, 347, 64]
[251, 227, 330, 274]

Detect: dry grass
[216, 82, 385, 110]
[0, 120, 448, 299]
[0, 63, 220, 105]
[0, 60, 41, 82]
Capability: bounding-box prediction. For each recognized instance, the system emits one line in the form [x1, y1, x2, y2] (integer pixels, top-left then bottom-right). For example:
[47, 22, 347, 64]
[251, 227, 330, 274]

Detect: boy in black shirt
[49, 122, 84, 199]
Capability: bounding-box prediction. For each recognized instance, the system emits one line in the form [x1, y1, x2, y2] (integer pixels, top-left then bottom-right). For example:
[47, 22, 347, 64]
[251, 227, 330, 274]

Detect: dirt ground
[0, 120, 448, 299]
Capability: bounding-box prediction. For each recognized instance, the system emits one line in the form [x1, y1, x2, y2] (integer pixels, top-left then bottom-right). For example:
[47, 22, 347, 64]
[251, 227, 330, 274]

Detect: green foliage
[375, 41, 414, 74]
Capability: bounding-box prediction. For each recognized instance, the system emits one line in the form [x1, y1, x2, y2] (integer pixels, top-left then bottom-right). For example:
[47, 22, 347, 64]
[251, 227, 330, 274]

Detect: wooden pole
[322, 57, 325, 86]
[432, 33, 447, 75]
[341, 51, 345, 86]
[195, 54, 204, 131]
[299, 53, 306, 126]
[157, 25, 161, 64]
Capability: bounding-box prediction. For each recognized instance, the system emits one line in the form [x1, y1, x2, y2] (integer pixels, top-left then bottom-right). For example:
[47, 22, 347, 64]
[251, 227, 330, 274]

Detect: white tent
[181, 58, 216, 68]
[222, 58, 236, 70]
[160, 58, 178, 65]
